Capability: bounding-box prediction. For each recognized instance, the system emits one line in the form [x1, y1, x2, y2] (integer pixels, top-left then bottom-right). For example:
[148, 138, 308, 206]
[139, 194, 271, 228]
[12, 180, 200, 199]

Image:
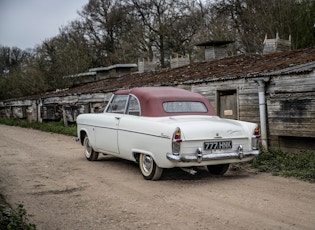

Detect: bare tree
[0, 46, 29, 77]
[2, 0, 315, 100]
[79, 0, 134, 66]
[0, 46, 48, 99]
[166, 0, 207, 59]
[290, 0, 315, 49]
[128, 0, 177, 67]
[211, 0, 294, 53]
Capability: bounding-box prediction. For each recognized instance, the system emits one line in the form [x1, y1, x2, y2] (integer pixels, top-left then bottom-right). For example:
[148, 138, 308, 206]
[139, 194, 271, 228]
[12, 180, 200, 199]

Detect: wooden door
[218, 90, 238, 119]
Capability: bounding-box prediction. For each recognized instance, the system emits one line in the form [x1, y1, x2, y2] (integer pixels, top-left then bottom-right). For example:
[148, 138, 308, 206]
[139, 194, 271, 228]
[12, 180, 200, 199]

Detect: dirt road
[0, 124, 314, 230]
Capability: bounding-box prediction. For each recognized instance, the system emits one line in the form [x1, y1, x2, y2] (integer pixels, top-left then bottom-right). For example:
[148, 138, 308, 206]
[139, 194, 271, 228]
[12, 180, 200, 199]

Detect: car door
[116, 95, 141, 157]
[94, 94, 128, 154]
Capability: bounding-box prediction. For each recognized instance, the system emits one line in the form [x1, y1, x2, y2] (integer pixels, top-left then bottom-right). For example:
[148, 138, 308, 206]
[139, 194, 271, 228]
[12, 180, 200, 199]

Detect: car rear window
[163, 101, 208, 113]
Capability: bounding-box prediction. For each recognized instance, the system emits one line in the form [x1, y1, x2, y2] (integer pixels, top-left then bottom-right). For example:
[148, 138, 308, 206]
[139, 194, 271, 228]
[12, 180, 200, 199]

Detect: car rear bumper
[166, 145, 259, 163]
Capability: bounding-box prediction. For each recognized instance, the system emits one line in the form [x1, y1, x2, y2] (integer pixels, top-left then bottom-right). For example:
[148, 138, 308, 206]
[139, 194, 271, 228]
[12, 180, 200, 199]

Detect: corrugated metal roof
[260, 61, 315, 76]
[89, 64, 137, 72]
[7, 46, 315, 100]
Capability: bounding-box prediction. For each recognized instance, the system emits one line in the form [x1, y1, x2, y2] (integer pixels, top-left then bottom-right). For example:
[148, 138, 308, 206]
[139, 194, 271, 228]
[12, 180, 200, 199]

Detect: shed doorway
[218, 90, 238, 120]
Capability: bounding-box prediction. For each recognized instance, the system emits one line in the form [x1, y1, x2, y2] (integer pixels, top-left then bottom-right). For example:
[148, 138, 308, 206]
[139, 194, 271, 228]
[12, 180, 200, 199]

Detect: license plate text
[204, 141, 232, 150]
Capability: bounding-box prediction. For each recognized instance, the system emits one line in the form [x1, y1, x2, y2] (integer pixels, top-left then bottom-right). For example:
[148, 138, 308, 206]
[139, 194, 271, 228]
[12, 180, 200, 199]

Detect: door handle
[115, 117, 121, 120]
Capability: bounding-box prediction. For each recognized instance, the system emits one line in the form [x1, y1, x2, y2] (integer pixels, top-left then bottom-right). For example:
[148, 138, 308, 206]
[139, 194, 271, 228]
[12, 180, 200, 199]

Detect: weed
[0, 204, 36, 230]
[252, 148, 315, 182]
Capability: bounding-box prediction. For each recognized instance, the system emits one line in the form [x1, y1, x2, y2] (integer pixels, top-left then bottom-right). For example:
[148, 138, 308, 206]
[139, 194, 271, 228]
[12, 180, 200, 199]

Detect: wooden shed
[1, 47, 314, 152]
[196, 40, 234, 61]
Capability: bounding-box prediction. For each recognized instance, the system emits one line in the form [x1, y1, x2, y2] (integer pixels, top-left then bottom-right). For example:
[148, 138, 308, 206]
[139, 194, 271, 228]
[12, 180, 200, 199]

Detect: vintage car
[76, 87, 260, 180]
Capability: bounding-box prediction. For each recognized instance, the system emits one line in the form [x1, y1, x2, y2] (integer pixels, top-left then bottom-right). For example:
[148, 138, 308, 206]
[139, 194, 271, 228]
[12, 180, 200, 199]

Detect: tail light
[252, 125, 260, 150]
[254, 125, 260, 138]
[172, 127, 182, 155]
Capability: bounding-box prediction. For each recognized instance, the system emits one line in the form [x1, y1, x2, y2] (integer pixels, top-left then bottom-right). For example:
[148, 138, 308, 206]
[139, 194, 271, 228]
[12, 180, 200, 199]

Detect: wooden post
[62, 105, 68, 127]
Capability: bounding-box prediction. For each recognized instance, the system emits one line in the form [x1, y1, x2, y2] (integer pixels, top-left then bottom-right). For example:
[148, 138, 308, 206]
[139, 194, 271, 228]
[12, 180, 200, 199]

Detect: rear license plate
[204, 141, 232, 150]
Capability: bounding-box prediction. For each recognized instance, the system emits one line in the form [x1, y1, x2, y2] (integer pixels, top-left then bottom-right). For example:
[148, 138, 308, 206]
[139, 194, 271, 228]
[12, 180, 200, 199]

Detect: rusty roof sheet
[261, 60, 315, 76]
[14, 46, 315, 100]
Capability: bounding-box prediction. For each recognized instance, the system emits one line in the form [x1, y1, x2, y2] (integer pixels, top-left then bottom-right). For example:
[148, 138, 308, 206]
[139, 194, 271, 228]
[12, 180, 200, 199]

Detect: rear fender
[132, 149, 154, 162]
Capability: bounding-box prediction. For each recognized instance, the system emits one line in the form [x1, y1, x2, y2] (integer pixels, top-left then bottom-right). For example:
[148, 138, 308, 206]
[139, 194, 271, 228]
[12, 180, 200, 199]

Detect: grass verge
[0, 118, 77, 136]
[252, 148, 315, 183]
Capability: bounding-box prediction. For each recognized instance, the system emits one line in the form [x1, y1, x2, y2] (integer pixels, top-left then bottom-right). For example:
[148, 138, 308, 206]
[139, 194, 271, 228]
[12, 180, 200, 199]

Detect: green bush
[252, 148, 315, 182]
[0, 204, 36, 230]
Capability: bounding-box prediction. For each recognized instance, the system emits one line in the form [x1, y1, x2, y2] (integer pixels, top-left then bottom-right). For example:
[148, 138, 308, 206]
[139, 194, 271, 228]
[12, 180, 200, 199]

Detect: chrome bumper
[166, 145, 259, 163]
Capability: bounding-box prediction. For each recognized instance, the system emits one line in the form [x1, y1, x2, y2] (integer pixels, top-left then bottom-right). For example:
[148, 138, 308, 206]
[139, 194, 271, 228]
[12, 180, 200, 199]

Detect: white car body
[77, 87, 260, 180]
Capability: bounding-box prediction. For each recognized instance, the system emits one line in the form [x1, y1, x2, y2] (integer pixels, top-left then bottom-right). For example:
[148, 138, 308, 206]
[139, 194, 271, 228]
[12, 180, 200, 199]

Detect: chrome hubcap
[85, 139, 92, 157]
[142, 155, 153, 174]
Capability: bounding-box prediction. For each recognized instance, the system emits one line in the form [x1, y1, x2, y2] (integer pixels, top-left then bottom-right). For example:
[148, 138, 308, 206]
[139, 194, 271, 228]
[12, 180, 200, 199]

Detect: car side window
[106, 95, 128, 114]
[127, 95, 140, 116]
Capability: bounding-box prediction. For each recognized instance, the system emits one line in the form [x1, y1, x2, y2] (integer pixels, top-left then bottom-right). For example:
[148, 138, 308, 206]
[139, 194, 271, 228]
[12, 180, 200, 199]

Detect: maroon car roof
[115, 87, 216, 117]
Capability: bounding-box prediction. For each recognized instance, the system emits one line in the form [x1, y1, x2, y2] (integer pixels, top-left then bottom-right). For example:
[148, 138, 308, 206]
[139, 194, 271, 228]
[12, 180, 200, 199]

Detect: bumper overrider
[166, 145, 260, 163]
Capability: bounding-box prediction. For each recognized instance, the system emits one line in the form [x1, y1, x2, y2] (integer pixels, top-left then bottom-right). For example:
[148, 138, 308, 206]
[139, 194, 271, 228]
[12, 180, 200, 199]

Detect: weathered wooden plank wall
[266, 72, 315, 151]
[191, 78, 260, 124]
[267, 73, 315, 137]
[0, 93, 112, 124]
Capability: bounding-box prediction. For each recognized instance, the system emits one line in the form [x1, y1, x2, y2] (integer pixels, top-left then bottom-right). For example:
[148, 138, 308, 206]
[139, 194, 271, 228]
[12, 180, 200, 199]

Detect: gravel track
[0, 124, 314, 230]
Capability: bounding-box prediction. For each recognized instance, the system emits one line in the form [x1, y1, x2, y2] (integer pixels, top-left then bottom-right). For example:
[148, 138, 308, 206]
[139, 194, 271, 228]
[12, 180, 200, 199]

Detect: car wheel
[207, 164, 229, 175]
[139, 153, 163, 180]
[83, 136, 99, 161]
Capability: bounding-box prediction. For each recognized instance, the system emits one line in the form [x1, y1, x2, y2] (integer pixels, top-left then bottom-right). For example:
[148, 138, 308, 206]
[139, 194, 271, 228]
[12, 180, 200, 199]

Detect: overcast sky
[0, 0, 88, 50]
